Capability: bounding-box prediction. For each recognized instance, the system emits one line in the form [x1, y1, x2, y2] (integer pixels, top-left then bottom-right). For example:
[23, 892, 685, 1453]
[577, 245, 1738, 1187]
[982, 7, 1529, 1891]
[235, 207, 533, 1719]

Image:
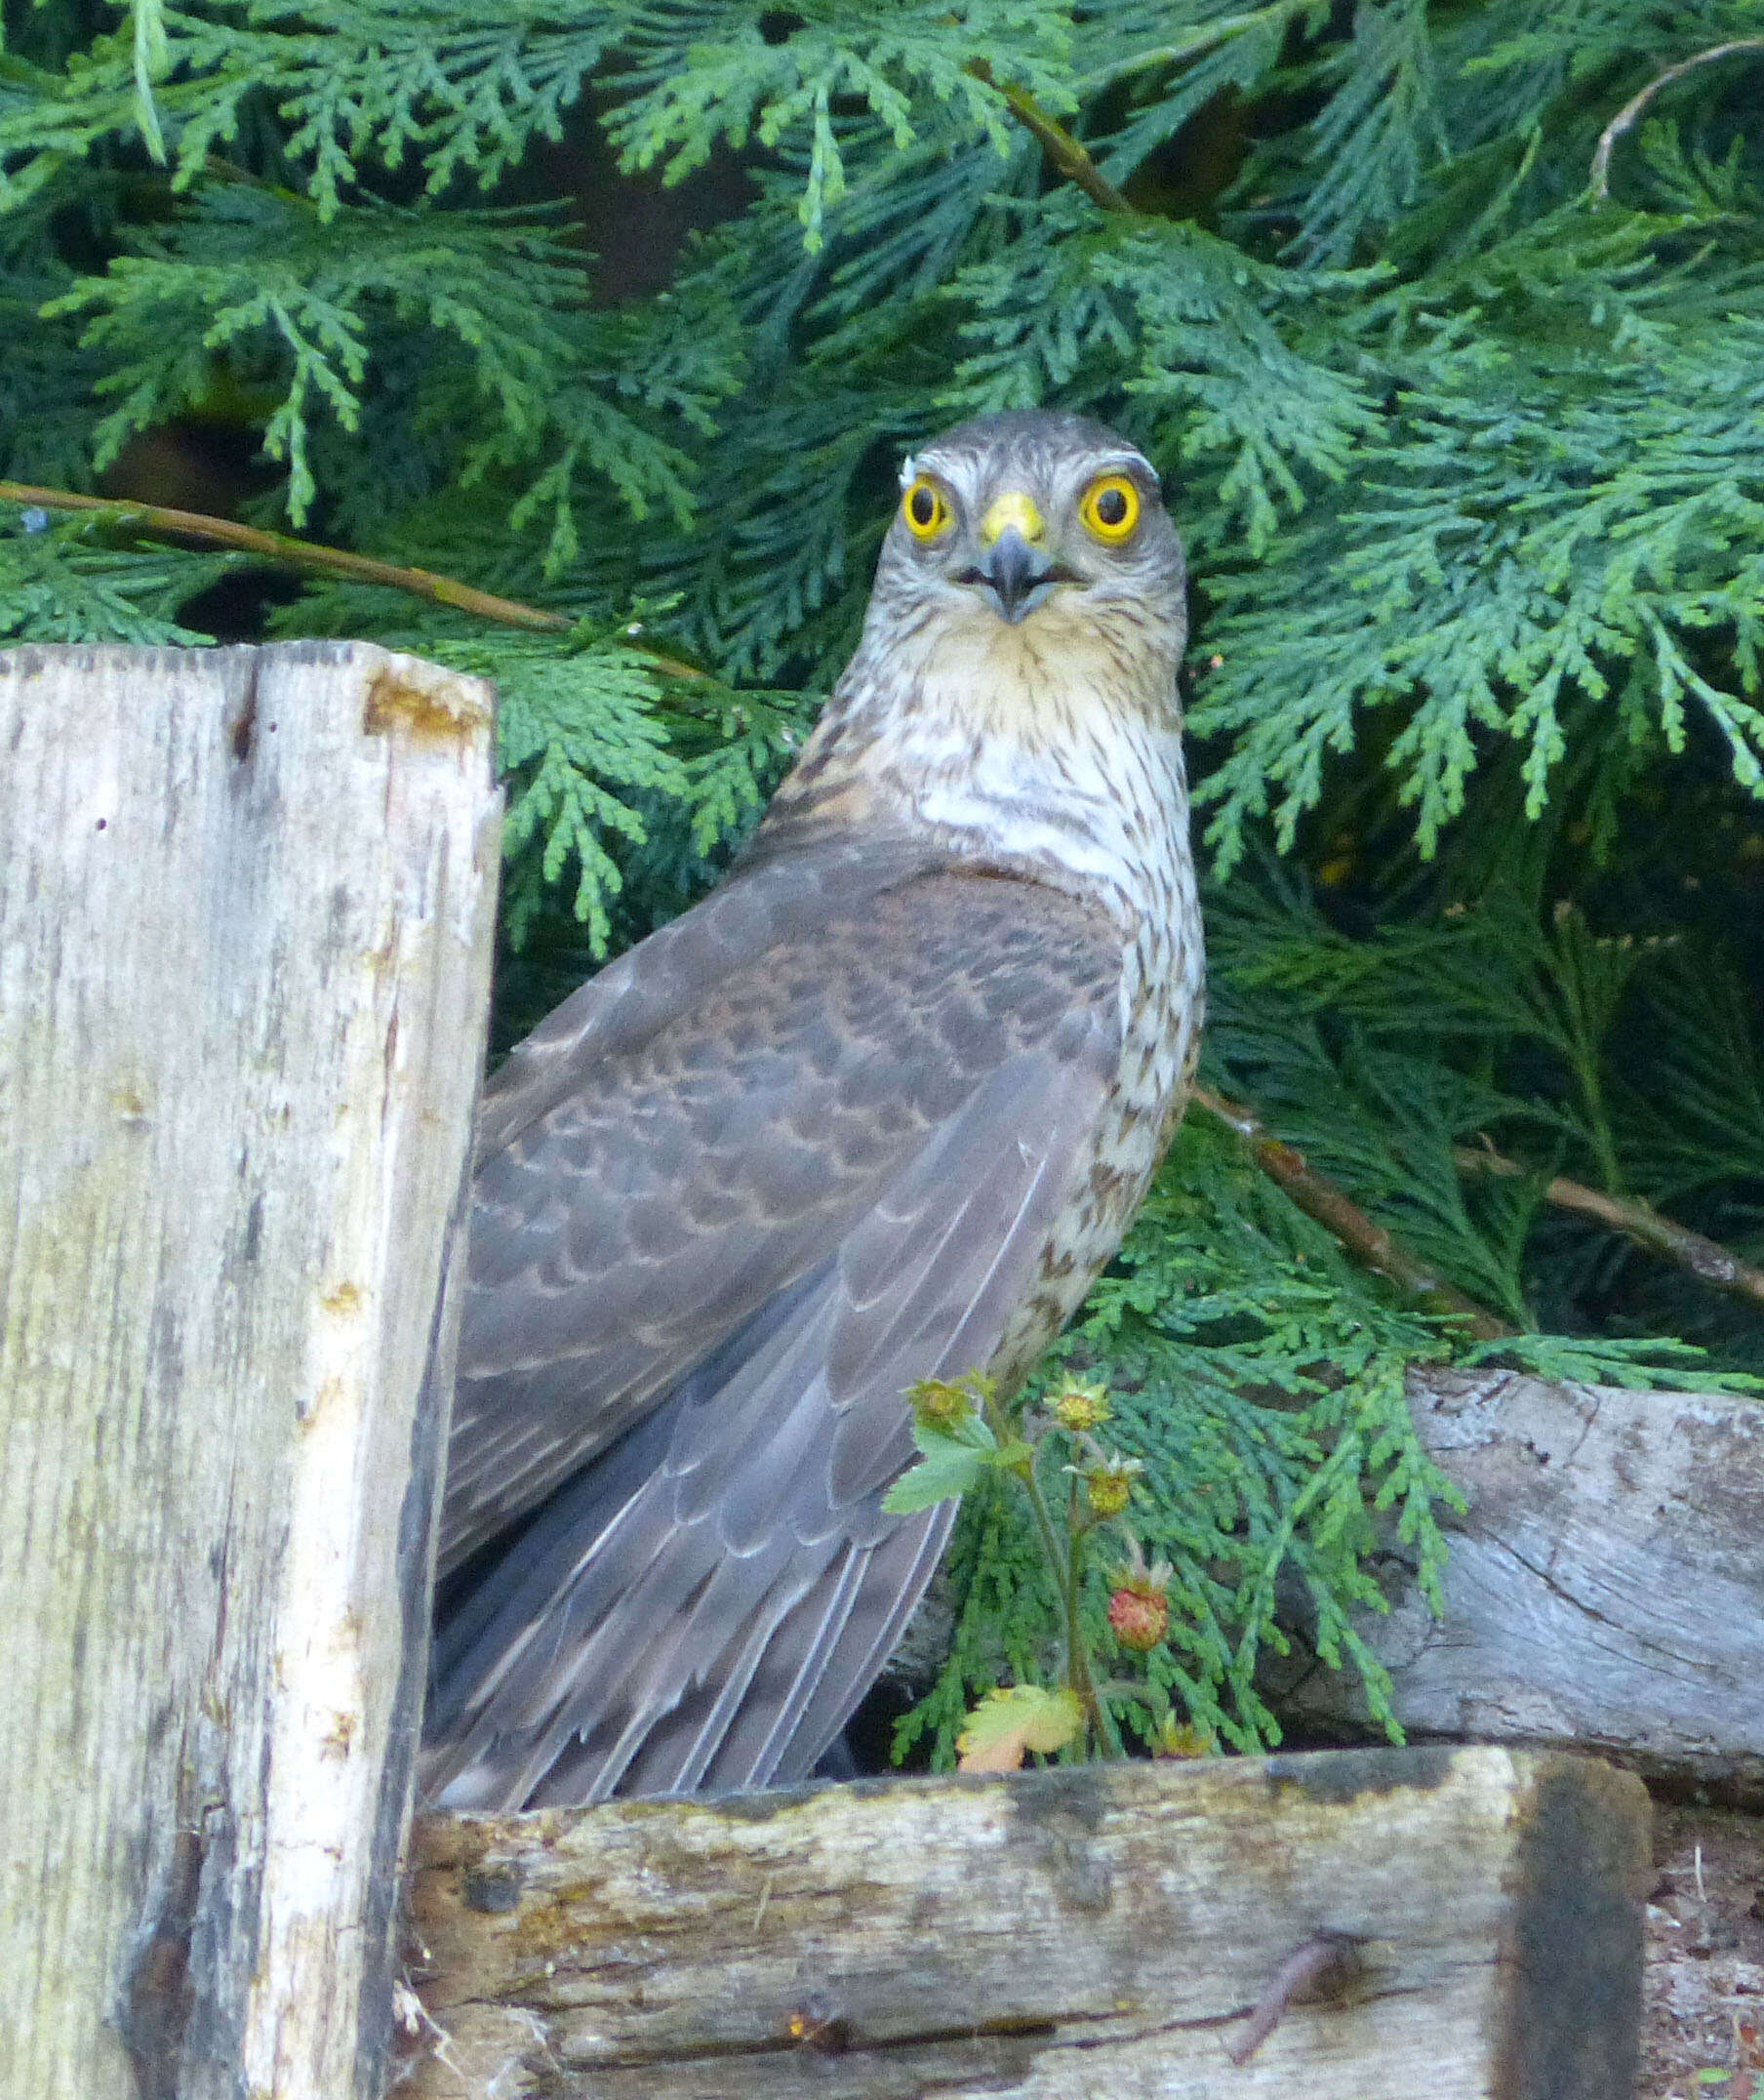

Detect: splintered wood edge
[360, 651, 496, 745]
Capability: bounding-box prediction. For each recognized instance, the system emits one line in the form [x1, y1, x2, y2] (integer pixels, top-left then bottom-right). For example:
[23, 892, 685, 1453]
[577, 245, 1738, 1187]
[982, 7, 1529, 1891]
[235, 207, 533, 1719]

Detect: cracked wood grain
[401, 1748, 1649, 2098]
[0, 643, 501, 2100]
[1269, 1370, 1764, 1803]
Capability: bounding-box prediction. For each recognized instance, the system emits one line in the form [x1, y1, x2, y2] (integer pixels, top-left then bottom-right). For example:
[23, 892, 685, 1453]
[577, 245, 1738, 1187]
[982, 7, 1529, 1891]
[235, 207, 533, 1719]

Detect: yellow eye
[1079, 473, 1141, 544]
[901, 474, 952, 542]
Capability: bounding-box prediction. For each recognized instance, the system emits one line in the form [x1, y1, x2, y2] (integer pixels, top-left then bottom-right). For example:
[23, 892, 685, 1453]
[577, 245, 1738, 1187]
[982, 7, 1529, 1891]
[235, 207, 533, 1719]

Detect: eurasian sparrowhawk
[422, 410, 1204, 1807]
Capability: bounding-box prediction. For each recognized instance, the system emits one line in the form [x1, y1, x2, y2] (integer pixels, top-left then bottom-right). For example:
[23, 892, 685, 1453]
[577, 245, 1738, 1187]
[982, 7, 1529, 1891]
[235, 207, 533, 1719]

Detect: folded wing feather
[423, 861, 1124, 1807]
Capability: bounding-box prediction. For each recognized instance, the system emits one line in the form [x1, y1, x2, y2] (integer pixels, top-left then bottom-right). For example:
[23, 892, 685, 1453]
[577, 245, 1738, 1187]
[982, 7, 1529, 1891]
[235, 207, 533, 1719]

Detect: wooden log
[1266, 1370, 1764, 1803]
[401, 1747, 1650, 2098]
[0, 643, 501, 2100]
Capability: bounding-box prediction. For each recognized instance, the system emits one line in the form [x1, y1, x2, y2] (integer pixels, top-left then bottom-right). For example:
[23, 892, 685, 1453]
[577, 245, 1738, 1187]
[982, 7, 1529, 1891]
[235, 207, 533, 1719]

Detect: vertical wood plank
[0, 642, 501, 2100]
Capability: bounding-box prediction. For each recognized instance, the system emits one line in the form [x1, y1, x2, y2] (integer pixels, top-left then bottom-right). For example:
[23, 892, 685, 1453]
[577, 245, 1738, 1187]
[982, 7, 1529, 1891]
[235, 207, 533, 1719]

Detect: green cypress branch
[1073, 3, 1312, 95]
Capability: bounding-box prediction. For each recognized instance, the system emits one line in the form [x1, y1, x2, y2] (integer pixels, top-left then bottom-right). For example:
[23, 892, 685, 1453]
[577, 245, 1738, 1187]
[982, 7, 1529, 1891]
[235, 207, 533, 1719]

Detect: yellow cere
[978, 490, 1046, 547]
[901, 474, 953, 541]
[1078, 473, 1140, 544]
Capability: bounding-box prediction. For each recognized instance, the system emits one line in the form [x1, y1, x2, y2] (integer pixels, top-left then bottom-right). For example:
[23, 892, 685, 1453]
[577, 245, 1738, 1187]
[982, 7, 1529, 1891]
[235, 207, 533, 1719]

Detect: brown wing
[423, 868, 1122, 1808]
[439, 830, 944, 1573]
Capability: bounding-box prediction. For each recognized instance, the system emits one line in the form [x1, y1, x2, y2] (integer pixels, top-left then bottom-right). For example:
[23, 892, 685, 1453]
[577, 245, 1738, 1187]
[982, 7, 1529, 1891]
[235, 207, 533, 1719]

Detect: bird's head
[755, 410, 1192, 898]
[873, 410, 1186, 662]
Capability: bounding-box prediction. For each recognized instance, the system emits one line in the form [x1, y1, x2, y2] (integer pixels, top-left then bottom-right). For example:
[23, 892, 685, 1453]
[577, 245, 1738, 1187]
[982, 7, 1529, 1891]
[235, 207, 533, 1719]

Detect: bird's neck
[760, 616, 1192, 935]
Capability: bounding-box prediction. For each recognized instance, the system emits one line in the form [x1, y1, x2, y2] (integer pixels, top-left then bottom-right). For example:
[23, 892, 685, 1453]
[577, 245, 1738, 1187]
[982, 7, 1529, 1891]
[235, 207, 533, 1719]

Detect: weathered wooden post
[0, 642, 501, 2100]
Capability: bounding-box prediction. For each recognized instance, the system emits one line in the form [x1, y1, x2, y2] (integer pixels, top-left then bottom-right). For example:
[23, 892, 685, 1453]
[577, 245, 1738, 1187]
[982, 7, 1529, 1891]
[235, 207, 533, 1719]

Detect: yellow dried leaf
[955, 1684, 1084, 1772]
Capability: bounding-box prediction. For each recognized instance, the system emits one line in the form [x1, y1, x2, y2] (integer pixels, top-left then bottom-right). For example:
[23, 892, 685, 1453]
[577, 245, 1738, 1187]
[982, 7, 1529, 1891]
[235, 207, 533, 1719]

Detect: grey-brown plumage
[422, 410, 1204, 1808]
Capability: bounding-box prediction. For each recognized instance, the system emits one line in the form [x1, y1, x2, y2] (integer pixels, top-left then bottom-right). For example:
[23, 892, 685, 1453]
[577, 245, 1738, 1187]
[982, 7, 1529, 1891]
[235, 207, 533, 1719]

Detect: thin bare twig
[1194, 1087, 1515, 1341]
[1590, 39, 1764, 201]
[3, 478, 569, 629]
[0, 478, 714, 682]
[1454, 1146, 1764, 1314]
[968, 60, 1134, 216]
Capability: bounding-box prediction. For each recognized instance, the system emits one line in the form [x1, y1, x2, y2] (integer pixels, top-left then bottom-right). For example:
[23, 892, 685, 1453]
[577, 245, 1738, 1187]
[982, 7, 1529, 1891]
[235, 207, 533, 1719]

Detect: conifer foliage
[5, 0, 1762, 1760]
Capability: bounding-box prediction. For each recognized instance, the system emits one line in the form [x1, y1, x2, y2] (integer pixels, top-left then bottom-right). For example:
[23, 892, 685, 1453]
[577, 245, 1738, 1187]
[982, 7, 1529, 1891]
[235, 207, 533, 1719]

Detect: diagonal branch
[4, 478, 569, 630]
[1590, 39, 1764, 201]
[1195, 1077, 1764, 1334]
[967, 60, 1134, 216]
[1193, 1087, 1514, 1341]
[1454, 1146, 1764, 1314]
[0, 479, 713, 683]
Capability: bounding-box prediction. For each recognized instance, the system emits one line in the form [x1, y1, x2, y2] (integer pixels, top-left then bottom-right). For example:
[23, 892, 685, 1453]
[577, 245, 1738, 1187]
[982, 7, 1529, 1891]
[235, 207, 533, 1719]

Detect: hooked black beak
[975, 526, 1058, 626]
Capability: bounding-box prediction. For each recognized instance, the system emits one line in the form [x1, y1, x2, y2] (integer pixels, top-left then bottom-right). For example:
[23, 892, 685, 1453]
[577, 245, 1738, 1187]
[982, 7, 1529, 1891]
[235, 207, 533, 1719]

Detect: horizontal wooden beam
[402, 1747, 1650, 2097]
[1270, 1370, 1764, 1803]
